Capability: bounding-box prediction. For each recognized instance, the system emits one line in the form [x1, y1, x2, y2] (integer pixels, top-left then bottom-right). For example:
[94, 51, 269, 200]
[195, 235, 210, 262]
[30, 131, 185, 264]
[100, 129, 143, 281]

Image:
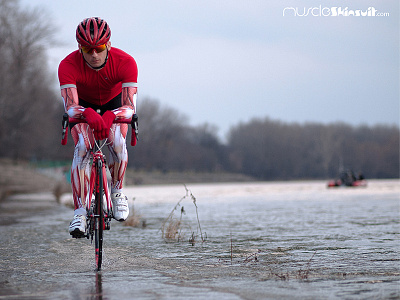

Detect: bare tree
[127, 98, 226, 173]
[0, 0, 60, 160]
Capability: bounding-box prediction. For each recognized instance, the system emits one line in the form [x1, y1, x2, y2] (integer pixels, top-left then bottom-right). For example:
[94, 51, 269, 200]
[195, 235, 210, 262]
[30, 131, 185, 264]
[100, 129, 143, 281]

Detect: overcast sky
[21, 0, 399, 139]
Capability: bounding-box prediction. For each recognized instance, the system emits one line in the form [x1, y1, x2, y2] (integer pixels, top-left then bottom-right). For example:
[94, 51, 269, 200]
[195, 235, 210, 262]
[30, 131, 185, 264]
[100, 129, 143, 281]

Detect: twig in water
[161, 184, 206, 243]
[274, 271, 290, 281]
[297, 251, 317, 280]
[230, 232, 233, 264]
[161, 194, 186, 239]
[184, 184, 205, 242]
[189, 232, 196, 246]
[243, 252, 258, 263]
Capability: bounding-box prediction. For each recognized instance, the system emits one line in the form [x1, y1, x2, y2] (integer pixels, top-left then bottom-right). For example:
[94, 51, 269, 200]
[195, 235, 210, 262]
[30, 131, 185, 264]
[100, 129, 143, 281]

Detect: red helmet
[76, 17, 111, 46]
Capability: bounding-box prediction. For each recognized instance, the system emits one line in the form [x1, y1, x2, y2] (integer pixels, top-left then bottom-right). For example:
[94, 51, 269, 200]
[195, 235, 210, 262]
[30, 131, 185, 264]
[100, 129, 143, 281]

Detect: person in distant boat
[340, 169, 356, 186]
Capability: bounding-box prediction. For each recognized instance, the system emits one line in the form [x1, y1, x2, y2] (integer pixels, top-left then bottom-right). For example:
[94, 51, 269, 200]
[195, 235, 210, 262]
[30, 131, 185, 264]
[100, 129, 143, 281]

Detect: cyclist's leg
[107, 123, 128, 191]
[70, 123, 95, 215]
[107, 123, 130, 220]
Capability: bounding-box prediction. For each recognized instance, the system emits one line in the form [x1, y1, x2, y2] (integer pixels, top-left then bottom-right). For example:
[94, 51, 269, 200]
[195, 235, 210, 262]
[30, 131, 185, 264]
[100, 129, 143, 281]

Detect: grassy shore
[124, 169, 256, 186]
[0, 159, 65, 200]
[0, 158, 256, 200]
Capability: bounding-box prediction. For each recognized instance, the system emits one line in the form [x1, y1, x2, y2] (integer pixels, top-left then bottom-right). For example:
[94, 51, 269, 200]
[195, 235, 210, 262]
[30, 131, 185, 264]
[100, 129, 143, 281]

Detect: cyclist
[58, 17, 138, 237]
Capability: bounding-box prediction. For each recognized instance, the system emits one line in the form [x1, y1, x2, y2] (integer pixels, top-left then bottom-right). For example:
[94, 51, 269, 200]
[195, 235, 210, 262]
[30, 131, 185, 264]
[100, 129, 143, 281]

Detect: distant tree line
[1, 0, 398, 180]
[125, 98, 399, 179]
[227, 118, 399, 179]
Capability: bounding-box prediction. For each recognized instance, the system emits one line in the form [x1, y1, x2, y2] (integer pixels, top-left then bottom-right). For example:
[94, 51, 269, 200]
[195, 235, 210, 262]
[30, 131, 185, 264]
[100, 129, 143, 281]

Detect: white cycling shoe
[111, 192, 129, 221]
[69, 214, 87, 238]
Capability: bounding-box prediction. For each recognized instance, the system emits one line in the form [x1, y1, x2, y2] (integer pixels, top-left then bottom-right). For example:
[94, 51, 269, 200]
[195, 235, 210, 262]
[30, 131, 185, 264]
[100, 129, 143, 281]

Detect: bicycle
[61, 112, 138, 271]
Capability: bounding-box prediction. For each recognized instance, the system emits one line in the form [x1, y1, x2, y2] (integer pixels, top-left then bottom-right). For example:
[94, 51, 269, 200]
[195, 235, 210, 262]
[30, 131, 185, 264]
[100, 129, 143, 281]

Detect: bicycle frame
[88, 142, 111, 229]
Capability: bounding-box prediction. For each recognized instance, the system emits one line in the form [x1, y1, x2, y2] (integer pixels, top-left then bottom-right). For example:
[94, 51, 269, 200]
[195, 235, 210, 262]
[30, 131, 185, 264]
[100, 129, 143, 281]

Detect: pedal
[105, 219, 111, 230]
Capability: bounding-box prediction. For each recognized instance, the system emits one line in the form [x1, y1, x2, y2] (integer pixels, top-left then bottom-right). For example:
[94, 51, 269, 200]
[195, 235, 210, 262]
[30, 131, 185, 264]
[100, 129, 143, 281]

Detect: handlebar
[61, 113, 138, 146]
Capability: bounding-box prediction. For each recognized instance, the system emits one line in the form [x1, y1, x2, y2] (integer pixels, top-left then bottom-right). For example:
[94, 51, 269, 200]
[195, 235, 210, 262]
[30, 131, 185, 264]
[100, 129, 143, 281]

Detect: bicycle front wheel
[94, 160, 104, 271]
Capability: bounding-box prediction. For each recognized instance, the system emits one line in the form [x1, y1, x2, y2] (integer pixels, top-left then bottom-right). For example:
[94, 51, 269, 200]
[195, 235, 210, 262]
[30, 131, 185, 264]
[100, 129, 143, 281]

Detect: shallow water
[0, 180, 399, 299]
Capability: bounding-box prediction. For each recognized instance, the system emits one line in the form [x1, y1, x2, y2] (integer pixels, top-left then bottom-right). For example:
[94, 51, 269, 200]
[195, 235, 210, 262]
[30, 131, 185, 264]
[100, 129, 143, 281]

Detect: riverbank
[0, 159, 255, 201]
[0, 159, 65, 201]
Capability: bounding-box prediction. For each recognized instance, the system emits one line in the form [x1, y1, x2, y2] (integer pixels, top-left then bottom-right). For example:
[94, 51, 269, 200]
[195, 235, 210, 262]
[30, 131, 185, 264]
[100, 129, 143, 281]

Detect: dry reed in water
[161, 184, 206, 243]
[123, 204, 145, 228]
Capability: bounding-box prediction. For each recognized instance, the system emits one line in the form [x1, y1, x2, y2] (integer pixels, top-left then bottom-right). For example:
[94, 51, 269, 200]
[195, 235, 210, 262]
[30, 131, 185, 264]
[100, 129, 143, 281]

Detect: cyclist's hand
[82, 107, 107, 140]
[102, 110, 116, 138]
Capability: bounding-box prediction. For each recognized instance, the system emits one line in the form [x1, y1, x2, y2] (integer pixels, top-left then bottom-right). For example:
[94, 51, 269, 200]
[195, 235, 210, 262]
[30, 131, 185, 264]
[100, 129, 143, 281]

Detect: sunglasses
[81, 44, 107, 54]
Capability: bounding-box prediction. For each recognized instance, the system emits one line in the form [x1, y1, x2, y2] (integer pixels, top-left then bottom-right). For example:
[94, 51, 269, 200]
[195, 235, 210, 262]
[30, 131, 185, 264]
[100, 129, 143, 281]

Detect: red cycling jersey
[58, 46, 138, 212]
[58, 47, 138, 106]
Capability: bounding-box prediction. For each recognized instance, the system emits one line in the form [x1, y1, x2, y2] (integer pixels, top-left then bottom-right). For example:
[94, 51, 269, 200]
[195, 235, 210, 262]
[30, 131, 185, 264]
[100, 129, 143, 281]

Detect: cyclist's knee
[71, 123, 93, 146]
[111, 126, 127, 153]
[75, 133, 90, 158]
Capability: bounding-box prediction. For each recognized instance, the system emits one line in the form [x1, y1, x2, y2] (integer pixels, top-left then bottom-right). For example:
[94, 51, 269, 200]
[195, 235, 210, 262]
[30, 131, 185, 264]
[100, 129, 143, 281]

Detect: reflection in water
[90, 272, 103, 300]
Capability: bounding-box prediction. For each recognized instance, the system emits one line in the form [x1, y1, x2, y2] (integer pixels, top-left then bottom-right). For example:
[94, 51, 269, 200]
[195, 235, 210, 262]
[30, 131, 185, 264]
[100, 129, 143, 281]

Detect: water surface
[0, 180, 399, 299]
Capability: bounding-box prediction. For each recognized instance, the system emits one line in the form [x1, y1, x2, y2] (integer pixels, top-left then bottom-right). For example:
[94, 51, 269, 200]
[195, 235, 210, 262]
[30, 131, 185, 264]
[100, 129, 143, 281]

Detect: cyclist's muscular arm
[61, 85, 85, 118]
[112, 84, 137, 119]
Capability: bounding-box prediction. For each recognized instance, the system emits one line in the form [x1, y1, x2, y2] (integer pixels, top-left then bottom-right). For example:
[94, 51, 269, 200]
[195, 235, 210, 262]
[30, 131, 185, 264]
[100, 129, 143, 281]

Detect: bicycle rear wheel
[94, 160, 104, 271]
